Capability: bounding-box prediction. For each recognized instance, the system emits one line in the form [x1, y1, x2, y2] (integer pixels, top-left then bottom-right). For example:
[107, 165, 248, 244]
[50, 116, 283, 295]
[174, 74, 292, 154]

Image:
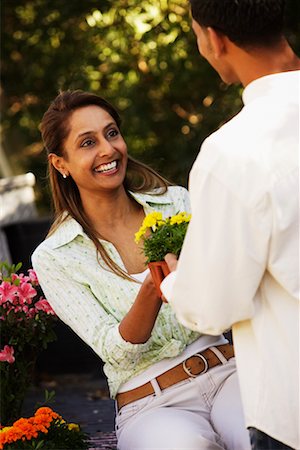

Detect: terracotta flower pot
[148, 261, 170, 299]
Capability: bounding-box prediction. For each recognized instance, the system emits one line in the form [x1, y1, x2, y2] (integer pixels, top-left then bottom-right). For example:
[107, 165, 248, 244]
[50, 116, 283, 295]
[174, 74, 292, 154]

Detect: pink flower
[0, 345, 15, 363]
[11, 273, 20, 282]
[27, 308, 37, 319]
[16, 282, 37, 305]
[0, 281, 18, 304]
[35, 299, 55, 315]
[13, 273, 31, 283]
[28, 269, 39, 285]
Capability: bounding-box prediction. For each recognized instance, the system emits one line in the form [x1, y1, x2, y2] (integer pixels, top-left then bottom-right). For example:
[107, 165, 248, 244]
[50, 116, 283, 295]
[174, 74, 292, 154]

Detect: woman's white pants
[115, 358, 250, 450]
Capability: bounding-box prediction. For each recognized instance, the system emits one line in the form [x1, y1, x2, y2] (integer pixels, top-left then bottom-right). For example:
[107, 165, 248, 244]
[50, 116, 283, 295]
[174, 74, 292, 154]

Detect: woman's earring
[62, 173, 67, 179]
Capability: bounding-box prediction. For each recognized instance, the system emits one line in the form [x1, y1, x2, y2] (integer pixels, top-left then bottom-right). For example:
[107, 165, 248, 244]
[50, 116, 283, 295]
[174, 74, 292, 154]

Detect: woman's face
[51, 105, 128, 197]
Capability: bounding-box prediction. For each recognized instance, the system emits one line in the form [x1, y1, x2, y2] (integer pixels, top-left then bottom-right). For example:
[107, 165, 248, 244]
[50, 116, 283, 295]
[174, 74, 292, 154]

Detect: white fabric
[130, 268, 149, 283]
[116, 358, 251, 450]
[161, 70, 300, 449]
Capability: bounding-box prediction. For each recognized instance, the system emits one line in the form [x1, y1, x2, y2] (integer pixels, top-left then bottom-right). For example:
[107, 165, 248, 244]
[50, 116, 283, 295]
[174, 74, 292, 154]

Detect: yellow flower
[134, 226, 147, 244]
[143, 211, 163, 228]
[135, 212, 164, 243]
[0, 427, 12, 433]
[170, 212, 191, 225]
[134, 210, 191, 263]
[67, 423, 80, 432]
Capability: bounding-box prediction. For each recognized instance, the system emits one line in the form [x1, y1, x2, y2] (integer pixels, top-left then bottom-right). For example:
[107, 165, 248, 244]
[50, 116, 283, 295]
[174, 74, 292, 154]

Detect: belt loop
[209, 346, 228, 364]
[150, 378, 162, 397]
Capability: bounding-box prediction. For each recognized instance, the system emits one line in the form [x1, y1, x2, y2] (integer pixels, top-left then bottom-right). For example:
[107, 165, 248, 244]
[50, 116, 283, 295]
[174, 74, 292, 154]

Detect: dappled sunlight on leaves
[1, 0, 299, 207]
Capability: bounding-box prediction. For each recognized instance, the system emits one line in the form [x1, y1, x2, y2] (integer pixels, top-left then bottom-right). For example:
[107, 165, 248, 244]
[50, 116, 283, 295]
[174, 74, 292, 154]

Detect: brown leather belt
[116, 343, 234, 411]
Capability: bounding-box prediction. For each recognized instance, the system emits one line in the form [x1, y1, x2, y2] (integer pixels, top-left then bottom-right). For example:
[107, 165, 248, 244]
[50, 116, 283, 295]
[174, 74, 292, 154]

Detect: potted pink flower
[0, 262, 57, 426]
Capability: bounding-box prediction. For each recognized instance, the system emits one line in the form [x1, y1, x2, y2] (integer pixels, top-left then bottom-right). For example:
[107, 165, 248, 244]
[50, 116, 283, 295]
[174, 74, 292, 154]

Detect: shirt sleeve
[168, 162, 272, 335]
[31, 247, 151, 370]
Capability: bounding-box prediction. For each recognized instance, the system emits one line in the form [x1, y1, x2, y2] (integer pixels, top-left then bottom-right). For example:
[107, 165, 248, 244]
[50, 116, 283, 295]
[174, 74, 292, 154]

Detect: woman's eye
[81, 138, 95, 147]
[107, 128, 118, 139]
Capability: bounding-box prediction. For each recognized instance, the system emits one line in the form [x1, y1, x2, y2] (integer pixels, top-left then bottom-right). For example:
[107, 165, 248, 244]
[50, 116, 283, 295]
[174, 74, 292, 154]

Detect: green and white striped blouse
[32, 186, 201, 397]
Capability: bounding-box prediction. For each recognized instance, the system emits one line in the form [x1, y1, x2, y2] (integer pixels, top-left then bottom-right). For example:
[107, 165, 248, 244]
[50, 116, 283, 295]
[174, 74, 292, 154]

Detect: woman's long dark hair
[40, 90, 170, 280]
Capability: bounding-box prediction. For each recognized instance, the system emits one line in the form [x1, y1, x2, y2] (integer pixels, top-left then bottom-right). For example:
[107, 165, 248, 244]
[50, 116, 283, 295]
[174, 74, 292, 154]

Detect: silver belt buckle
[182, 353, 209, 378]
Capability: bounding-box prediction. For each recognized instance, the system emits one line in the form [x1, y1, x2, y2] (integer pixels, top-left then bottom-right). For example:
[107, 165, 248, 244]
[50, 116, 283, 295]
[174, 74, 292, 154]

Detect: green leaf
[35, 439, 45, 449]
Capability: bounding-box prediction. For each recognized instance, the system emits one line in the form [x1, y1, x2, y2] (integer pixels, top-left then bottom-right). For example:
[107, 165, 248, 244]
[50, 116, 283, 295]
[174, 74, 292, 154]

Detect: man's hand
[164, 253, 178, 272]
[161, 254, 178, 303]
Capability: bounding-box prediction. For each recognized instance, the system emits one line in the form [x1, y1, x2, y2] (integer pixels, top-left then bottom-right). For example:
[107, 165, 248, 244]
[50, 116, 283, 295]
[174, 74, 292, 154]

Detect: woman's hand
[142, 271, 160, 296]
[118, 272, 162, 344]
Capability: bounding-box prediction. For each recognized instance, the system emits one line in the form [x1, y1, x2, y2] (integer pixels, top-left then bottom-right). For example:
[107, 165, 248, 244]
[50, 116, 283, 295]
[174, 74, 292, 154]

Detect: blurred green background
[1, 0, 300, 214]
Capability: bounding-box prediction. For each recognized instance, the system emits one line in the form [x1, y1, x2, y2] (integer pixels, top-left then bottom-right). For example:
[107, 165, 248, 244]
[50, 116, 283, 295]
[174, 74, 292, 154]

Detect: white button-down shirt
[161, 71, 300, 448]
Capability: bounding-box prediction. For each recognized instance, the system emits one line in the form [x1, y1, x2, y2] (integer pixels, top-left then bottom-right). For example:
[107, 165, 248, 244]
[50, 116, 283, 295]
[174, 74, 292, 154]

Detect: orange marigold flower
[13, 418, 27, 427]
[34, 424, 49, 434]
[0, 407, 76, 449]
[0, 427, 12, 448]
[35, 407, 52, 414]
[35, 407, 58, 419]
[5, 425, 22, 442]
[34, 414, 52, 425]
[12, 418, 38, 441]
[0, 425, 23, 446]
[33, 409, 59, 431]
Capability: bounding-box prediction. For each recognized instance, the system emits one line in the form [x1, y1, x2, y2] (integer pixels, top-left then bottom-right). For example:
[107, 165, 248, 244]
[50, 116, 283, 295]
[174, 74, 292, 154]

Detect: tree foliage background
[1, 0, 299, 213]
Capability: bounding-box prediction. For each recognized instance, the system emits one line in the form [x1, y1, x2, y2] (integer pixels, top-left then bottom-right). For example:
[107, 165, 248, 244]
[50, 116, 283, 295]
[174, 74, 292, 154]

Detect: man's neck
[233, 40, 300, 87]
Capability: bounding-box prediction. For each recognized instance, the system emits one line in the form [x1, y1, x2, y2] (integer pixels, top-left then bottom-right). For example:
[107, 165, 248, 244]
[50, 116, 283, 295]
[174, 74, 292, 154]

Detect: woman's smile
[93, 159, 119, 175]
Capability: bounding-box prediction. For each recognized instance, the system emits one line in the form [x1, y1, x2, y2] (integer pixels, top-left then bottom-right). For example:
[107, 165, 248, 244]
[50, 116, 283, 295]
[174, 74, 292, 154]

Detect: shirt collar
[242, 70, 300, 106]
[49, 215, 86, 249]
[49, 189, 173, 249]
[128, 189, 173, 208]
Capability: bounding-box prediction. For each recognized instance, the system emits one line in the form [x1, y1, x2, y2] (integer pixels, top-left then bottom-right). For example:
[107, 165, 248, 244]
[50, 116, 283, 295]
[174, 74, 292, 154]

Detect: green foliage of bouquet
[0, 406, 88, 449]
[135, 211, 191, 263]
[0, 262, 57, 425]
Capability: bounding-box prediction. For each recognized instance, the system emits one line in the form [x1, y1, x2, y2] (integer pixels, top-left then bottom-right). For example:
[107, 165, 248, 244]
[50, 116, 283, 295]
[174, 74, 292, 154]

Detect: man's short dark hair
[190, 0, 286, 48]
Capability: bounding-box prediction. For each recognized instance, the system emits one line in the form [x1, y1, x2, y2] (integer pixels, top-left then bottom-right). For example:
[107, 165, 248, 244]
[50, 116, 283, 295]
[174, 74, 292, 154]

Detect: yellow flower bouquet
[135, 211, 191, 297]
[0, 407, 88, 449]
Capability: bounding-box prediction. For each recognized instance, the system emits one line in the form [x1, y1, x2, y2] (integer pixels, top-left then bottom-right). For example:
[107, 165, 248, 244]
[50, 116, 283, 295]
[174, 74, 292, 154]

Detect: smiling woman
[31, 90, 250, 450]
[39, 90, 169, 280]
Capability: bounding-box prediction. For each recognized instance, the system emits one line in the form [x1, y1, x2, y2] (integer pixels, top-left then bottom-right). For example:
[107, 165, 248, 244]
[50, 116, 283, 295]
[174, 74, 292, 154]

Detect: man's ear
[48, 153, 68, 177]
[207, 27, 226, 58]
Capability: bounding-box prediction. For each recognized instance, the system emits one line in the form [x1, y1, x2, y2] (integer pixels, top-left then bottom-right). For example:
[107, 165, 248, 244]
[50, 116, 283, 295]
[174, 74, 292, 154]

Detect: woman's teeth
[94, 161, 117, 173]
